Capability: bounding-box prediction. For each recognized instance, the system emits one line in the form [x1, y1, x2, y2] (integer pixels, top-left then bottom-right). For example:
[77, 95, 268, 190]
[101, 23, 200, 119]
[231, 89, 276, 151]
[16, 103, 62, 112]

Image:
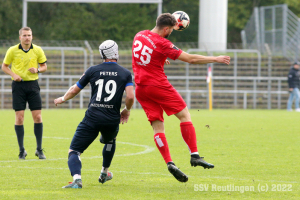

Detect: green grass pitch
[0, 109, 299, 199]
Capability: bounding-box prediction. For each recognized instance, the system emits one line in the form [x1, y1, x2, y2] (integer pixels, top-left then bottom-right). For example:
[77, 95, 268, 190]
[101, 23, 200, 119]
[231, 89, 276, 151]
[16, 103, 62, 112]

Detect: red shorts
[136, 84, 186, 122]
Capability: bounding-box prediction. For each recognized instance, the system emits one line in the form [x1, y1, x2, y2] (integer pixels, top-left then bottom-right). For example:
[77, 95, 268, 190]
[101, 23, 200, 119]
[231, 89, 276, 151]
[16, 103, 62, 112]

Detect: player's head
[156, 13, 177, 38]
[99, 40, 119, 61]
[19, 27, 32, 46]
[294, 61, 300, 69]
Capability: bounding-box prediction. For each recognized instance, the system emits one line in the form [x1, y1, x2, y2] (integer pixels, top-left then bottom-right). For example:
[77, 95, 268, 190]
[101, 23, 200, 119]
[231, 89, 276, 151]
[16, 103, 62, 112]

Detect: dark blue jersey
[76, 62, 133, 125]
[288, 66, 300, 88]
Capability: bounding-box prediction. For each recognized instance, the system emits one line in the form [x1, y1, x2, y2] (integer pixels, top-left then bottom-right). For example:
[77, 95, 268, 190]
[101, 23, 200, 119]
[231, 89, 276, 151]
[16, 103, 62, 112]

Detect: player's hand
[54, 97, 65, 106]
[12, 74, 22, 82]
[28, 67, 38, 74]
[289, 88, 293, 92]
[165, 59, 170, 65]
[120, 109, 130, 124]
[216, 56, 230, 65]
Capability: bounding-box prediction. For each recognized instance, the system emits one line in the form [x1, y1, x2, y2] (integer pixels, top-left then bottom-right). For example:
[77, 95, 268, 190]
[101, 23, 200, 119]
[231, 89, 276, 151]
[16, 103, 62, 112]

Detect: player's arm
[124, 85, 134, 110]
[54, 69, 90, 106]
[288, 71, 294, 91]
[54, 84, 81, 106]
[177, 51, 230, 65]
[120, 85, 134, 124]
[1, 63, 22, 82]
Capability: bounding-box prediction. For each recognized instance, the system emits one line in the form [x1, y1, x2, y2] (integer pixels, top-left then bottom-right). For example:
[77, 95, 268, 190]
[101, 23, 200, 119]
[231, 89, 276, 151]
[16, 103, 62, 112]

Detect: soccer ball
[172, 11, 190, 31]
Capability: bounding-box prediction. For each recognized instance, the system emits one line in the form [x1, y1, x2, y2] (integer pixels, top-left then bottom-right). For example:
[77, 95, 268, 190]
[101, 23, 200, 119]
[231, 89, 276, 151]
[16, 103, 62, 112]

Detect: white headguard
[99, 40, 119, 60]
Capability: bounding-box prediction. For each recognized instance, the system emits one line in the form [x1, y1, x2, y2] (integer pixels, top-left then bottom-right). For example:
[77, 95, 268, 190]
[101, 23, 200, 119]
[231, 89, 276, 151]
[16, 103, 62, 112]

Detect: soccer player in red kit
[132, 13, 230, 182]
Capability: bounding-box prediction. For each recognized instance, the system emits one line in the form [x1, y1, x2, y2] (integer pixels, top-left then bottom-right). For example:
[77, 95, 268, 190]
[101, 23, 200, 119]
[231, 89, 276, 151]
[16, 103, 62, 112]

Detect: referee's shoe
[19, 150, 27, 160]
[35, 149, 46, 159]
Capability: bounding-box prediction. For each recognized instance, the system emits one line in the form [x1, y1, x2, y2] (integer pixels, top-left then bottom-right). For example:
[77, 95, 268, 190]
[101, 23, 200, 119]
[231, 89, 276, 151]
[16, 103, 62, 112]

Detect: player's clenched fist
[216, 56, 230, 65]
[120, 109, 130, 124]
[54, 97, 65, 106]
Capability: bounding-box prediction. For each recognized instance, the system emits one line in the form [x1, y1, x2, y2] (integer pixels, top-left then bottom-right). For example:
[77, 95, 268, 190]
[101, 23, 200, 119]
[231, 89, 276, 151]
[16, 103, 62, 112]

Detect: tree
[0, 0, 22, 39]
[1, 0, 300, 43]
[227, 0, 300, 43]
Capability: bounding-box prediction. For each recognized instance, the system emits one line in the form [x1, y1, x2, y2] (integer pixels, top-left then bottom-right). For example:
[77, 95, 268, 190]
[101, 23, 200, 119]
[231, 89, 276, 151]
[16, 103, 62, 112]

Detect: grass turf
[0, 109, 299, 199]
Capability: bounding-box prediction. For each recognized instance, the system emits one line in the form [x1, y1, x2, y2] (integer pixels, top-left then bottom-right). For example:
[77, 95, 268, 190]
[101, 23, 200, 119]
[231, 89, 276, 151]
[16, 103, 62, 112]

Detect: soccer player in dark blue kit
[54, 40, 134, 189]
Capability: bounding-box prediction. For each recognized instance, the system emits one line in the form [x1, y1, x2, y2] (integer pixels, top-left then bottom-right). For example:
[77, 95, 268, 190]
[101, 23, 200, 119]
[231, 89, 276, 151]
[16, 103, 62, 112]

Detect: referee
[1, 27, 47, 160]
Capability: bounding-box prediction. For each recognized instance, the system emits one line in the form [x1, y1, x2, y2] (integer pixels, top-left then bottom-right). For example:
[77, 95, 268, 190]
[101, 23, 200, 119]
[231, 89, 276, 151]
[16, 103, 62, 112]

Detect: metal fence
[170, 76, 287, 109]
[0, 75, 289, 110]
[241, 4, 300, 62]
[0, 43, 292, 110]
[42, 47, 88, 78]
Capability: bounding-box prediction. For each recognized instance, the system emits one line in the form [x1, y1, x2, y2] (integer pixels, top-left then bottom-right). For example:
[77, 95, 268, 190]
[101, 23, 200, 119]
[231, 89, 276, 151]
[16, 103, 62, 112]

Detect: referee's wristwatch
[37, 68, 40, 73]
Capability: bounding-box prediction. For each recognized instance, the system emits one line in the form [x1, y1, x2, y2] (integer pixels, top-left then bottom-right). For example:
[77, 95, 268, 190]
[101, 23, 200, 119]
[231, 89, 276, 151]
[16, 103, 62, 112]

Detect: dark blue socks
[68, 151, 82, 176]
[102, 140, 116, 168]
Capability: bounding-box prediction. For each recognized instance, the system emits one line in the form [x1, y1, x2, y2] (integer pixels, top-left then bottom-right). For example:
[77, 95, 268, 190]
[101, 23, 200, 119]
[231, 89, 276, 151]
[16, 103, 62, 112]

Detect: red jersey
[132, 30, 183, 86]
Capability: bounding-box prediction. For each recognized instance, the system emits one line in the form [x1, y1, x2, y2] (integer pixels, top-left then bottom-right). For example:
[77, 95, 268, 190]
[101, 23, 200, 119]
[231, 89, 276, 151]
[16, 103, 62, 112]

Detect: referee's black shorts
[70, 117, 119, 153]
[12, 80, 42, 111]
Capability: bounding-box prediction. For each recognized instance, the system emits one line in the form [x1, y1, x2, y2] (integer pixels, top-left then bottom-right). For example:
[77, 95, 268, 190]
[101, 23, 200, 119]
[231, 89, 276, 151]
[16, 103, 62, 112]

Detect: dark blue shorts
[70, 117, 119, 153]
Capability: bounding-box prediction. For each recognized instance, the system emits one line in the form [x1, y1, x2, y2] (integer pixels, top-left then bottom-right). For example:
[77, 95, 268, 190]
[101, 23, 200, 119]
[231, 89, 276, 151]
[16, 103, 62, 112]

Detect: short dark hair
[19, 27, 32, 36]
[156, 13, 177, 29]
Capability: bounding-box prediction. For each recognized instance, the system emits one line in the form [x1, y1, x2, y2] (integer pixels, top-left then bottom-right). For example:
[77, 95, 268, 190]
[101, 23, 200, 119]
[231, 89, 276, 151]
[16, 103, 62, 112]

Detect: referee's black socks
[15, 125, 25, 152]
[34, 123, 43, 150]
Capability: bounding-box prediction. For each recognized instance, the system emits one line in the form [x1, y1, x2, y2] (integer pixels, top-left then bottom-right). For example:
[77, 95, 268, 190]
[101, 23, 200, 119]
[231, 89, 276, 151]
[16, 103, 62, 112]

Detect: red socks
[154, 133, 172, 164]
[154, 122, 198, 163]
[180, 122, 198, 154]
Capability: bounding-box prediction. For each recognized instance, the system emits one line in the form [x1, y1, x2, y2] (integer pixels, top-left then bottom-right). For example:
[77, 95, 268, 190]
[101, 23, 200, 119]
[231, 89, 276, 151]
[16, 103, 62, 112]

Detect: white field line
[0, 135, 298, 184]
[0, 135, 155, 163]
[0, 135, 72, 140]
[0, 165, 297, 184]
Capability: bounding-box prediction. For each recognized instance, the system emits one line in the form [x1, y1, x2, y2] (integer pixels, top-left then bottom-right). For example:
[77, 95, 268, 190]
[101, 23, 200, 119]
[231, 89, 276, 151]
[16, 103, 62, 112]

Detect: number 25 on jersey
[133, 40, 153, 65]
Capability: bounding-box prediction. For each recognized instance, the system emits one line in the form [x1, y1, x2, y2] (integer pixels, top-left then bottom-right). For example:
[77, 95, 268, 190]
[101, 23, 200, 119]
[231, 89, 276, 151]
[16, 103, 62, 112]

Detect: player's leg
[152, 120, 173, 164]
[174, 107, 197, 154]
[99, 138, 115, 184]
[136, 85, 174, 164]
[98, 125, 119, 184]
[136, 86, 174, 164]
[136, 85, 188, 182]
[175, 107, 214, 169]
[294, 88, 300, 111]
[63, 118, 99, 188]
[27, 80, 45, 158]
[63, 149, 83, 188]
[12, 81, 27, 159]
[287, 91, 294, 111]
[99, 139, 115, 184]
[158, 85, 213, 169]
[152, 119, 188, 182]
[287, 92, 293, 111]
